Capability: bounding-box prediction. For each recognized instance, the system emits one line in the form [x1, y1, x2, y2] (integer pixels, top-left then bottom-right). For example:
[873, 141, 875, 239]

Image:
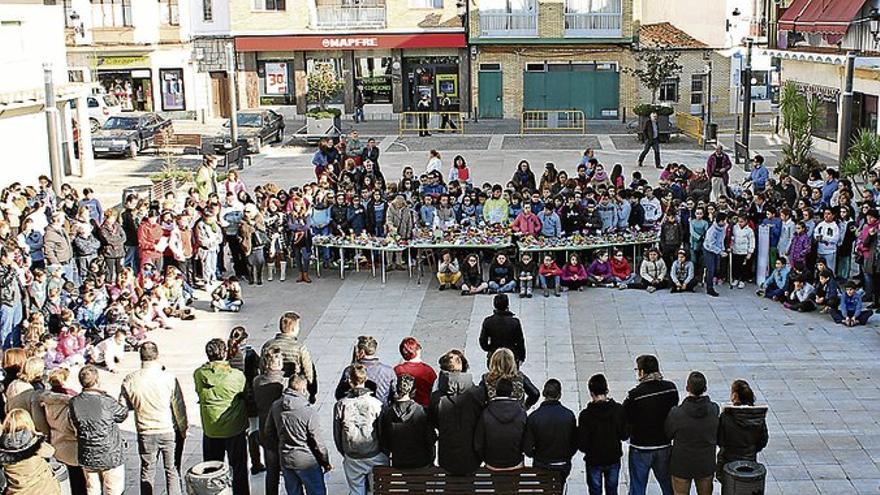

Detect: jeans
[538, 274, 559, 289]
[124, 245, 139, 273]
[199, 249, 219, 286]
[282, 464, 327, 495]
[61, 260, 79, 286]
[248, 247, 265, 284]
[264, 448, 281, 495]
[138, 432, 181, 495]
[613, 274, 636, 285]
[628, 446, 673, 495]
[638, 138, 661, 167]
[84, 465, 125, 495]
[764, 281, 785, 300]
[704, 252, 720, 291]
[202, 433, 250, 495]
[587, 462, 620, 495]
[354, 107, 365, 123]
[488, 280, 516, 293]
[864, 271, 875, 302]
[342, 453, 388, 495]
[294, 246, 311, 271]
[0, 303, 23, 350]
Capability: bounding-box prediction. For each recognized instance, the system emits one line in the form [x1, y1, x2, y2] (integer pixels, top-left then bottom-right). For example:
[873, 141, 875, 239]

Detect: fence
[520, 110, 586, 134]
[398, 112, 465, 135]
[675, 112, 704, 145]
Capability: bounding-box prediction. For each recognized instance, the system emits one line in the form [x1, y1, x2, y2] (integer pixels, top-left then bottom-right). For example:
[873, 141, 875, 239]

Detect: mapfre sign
[235, 33, 466, 52]
[321, 37, 378, 48]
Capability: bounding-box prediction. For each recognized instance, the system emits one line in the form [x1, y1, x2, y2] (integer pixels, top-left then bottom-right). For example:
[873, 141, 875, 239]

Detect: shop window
[258, 61, 294, 105]
[90, 0, 132, 27]
[253, 0, 285, 11]
[160, 0, 179, 24]
[690, 74, 704, 106]
[814, 97, 839, 143]
[202, 0, 213, 21]
[159, 68, 186, 111]
[658, 78, 678, 103]
[355, 57, 393, 104]
[306, 58, 344, 105]
[410, 0, 442, 8]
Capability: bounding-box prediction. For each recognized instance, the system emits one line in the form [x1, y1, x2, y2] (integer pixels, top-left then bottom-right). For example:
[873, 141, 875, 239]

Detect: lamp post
[226, 43, 238, 144]
[741, 38, 754, 170]
[704, 60, 713, 149]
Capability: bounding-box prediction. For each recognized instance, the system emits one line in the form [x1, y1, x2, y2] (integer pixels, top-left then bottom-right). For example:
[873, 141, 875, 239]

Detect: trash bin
[121, 184, 153, 207]
[707, 123, 718, 142]
[185, 461, 233, 495]
[722, 460, 766, 495]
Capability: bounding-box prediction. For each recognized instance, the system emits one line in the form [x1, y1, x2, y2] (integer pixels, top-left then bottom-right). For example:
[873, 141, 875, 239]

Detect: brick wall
[538, 0, 563, 38]
[194, 36, 232, 72]
[634, 50, 732, 117]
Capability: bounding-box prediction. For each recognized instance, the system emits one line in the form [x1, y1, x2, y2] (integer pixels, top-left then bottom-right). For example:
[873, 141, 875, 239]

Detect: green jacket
[194, 361, 247, 438]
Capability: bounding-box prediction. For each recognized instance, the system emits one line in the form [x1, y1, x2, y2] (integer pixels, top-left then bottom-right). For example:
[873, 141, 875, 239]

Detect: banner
[265, 62, 288, 95]
[756, 224, 770, 287]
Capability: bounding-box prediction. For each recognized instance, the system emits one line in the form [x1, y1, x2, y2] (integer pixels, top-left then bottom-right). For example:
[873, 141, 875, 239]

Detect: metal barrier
[398, 112, 465, 135]
[520, 110, 586, 134]
[675, 112, 704, 145]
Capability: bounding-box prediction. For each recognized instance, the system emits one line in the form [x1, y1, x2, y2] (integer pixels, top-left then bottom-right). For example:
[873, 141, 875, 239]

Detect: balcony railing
[564, 11, 621, 37]
[314, 3, 386, 29]
[479, 10, 538, 37]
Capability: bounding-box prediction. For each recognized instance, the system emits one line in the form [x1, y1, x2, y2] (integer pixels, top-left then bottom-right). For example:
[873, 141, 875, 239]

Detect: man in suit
[638, 112, 663, 169]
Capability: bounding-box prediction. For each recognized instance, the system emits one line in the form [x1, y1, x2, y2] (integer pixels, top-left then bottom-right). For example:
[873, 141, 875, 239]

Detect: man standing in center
[261, 312, 315, 388]
[479, 294, 526, 365]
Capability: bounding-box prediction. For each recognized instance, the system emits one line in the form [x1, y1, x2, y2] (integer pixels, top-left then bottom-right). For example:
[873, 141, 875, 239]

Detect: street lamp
[869, 8, 880, 40]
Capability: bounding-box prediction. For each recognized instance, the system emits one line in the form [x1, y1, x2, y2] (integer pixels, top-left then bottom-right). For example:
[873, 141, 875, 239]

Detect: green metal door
[478, 71, 503, 119]
[523, 68, 620, 119]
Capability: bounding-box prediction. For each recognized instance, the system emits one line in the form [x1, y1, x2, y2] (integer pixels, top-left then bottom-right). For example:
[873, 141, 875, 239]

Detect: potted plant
[306, 63, 344, 142]
[841, 128, 880, 184]
[149, 152, 193, 198]
[776, 82, 821, 182]
[625, 48, 682, 141]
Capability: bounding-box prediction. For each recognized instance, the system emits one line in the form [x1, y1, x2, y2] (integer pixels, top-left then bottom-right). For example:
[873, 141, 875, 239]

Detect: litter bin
[121, 184, 153, 207]
[186, 461, 233, 495]
[707, 123, 718, 143]
[722, 460, 766, 495]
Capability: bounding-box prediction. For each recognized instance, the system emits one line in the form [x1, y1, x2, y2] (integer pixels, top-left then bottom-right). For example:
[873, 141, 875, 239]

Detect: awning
[778, 0, 867, 34]
[235, 33, 466, 52]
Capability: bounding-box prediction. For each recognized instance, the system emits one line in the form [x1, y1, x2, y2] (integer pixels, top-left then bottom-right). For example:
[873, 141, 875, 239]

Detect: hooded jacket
[577, 398, 628, 466]
[474, 397, 527, 469]
[479, 309, 526, 363]
[664, 395, 720, 479]
[193, 361, 247, 439]
[253, 370, 285, 447]
[335, 358, 397, 405]
[716, 404, 768, 474]
[380, 399, 436, 468]
[332, 387, 383, 459]
[428, 371, 483, 475]
[523, 400, 577, 465]
[610, 257, 632, 280]
[0, 430, 60, 495]
[265, 389, 329, 470]
[68, 389, 129, 470]
[36, 391, 78, 467]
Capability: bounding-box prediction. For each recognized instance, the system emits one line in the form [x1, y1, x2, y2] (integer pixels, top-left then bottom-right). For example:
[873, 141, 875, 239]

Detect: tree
[842, 129, 880, 182]
[777, 82, 822, 175]
[626, 48, 683, 104]
[306, 62, 344, 111]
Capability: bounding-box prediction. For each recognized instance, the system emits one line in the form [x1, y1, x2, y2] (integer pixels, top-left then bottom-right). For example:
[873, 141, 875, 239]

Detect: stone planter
[305, 115, 341, 144]
[150, 177, 188, 199]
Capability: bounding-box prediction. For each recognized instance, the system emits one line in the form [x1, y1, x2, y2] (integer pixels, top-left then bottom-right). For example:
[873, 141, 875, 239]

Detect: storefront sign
[265, 62, 288, 95]
[235, 33, 466, 52]
[96, 55, 149, 68]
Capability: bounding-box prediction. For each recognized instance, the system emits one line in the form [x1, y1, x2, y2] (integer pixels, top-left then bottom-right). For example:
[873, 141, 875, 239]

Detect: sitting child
[634, 248, 668, 293]
[561, 254, 589, 292]
[42, 334, 64, 371]
[831, 282, 873, 326]
[757, 256, 790, 301]
[90, 329, 127, 373]
[610, 250, 635, 289]
[436, 250, 461, 291]
[669, 250, 697, 293]
[814, 269, 840, 313]
[212, 276, 243, 312]
[57, 323, 88, 362]
[517, 252, 537, 298]
[487, 253, 516, 294]
[783, 275, 816, 312]
[586, 250, 614, 287]
[460, 254, 488, 296]
[538, 254, 562, 298]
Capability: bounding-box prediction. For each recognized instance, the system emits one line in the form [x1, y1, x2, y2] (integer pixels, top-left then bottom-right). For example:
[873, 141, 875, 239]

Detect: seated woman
[478, 348, 539, 410]
[538, 254, 562, 298]
[560, 253, 589, 292]
[461, 254, 488, 296]
[488, 253, 516, 294]
[831, 283, 873, 326]
[669, 250, 697, 293]
[632, 248, 668, 293]
[783, 274, 815, 312]
[586, 250, 614, 287]
[610, 249, 635, 289]
[757, 256, 789, 301]
[436, 250, 461, 291]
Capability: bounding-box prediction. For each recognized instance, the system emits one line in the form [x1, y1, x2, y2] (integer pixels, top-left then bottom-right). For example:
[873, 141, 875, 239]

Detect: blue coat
[839, 290, 864, 318]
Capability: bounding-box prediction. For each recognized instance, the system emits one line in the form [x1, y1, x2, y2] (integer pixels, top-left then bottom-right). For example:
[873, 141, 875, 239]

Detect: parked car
[71, 94, 123, 132]
[211, 109, 284, 155]
[91, 112, 171, 158]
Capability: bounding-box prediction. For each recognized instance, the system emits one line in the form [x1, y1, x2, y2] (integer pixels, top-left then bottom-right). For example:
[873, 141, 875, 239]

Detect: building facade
[470, 0, 635, 120]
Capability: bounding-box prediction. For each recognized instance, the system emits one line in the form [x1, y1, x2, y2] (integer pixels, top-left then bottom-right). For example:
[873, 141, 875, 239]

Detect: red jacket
[538, 262, 562, 277]
[138, 220, 164, 256]
[561, 263, 587, 281]
[394, 361, 437, 407]
[511, 211, 542, 236]
[610, 257, 632, 279]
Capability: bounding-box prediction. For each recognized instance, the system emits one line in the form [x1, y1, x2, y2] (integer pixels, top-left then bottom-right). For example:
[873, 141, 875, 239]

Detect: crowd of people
[0, 130, 871, 493]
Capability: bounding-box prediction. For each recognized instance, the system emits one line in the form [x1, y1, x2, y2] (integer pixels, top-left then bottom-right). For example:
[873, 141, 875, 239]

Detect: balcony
[564, 0, 621, 37]
[479, 10, 538, 37]
[314, 2, 386, 29]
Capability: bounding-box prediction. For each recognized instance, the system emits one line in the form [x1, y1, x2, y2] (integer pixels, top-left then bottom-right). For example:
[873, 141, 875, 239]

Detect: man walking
[623, 355, 679, 495]
[664, 371, 719, 495]
[638, 112, 662, 168]
[193, 338, 250, 494]
[439, 92, 458, 132]
[479, 294, 526, 365]
[69, 365, 129, 495]
[265, 374, 332, 495]
[333, 364, 388, 495]
[119, 341, 189, 495]
[523, 379, 578, 484]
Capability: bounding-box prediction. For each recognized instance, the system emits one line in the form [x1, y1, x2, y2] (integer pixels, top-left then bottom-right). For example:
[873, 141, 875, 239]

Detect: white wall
[189, 0, 230, 36]
[0, 113, 52, 185]
[635, 0, 726, 47]
[150, 47, 199, 111]
[0, 2, 68, 93]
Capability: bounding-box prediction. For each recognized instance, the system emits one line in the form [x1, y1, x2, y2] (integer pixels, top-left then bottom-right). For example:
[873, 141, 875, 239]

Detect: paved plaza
[76, 136, 880, 494]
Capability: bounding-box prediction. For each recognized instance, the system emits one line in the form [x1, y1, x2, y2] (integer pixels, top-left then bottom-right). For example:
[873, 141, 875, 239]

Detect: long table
[517, 234, 660, 265]
[312, 238, 409, 283]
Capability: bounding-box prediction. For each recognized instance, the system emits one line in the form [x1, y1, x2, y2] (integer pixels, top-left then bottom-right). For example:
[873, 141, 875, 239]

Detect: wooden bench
[222, 146, 251, 170]
[155, 132, 203, 154]
[373, 467, 563, 494]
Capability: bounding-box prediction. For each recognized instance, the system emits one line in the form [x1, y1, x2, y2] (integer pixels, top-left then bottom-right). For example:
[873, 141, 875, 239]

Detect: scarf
[639, 371, 663, 383]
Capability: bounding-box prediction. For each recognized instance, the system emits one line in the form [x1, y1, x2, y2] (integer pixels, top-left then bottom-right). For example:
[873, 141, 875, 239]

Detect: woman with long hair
[0, 409, 61, 494]
[226, 327, 264, 474]
[716, 380, 769, 482]
[479, 348, 539, 409]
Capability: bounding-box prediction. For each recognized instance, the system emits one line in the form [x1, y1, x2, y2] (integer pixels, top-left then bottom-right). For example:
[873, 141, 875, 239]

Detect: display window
[355, 57, 393, 104]
[160, 68, 186, 110]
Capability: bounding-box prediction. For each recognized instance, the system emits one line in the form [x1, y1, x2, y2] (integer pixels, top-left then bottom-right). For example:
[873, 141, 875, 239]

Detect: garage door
[523, 63, 619, 119]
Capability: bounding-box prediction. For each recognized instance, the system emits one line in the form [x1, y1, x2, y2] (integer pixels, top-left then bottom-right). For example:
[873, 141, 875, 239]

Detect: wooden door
[210, 72, 231, 118]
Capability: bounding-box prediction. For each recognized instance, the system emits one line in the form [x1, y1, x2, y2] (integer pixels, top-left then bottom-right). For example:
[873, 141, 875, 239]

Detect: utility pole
[705, 60, 713, 149]
[226, 43, 238, 144]
[43, 64, 62, 195]
[741, 39, 754, 170]
[839, 51, 857, 166]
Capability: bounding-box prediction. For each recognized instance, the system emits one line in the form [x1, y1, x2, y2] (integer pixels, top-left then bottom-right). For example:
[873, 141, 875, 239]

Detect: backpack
[339, 397, 380, 458]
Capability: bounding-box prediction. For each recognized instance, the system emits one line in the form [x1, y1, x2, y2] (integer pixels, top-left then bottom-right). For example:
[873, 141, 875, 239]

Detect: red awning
[235, 33, 466, 52]
[778, 0, 867, 34]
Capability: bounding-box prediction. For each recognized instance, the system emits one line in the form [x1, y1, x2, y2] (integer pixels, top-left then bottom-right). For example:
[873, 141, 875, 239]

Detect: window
[355, 57, 393, 104]
[253, 0, 285, 10]
[0, 21, 23, 62]
[814, 97, 839, 143]
[160, 0, 179, 25]
[202, 0, 213, 21]
[750, 71, 769, 100]
[480, 63, 501, 71]
[258, 61, 294, 105]
[63, 0, 75, 27]
[159, 68, 185, 111]
[90, 0, 132, 27]
[525, 62, 546, 72]
[658, 78, 678, 103]
[410, 0, 442, 8]
[690, 74, 704, 106]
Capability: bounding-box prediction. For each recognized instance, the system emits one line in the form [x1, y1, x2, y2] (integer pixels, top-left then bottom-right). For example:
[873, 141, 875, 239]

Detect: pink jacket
[511, 211, 542, 236]
[58, 329, 86, 358]
[561, 263, 587, 281]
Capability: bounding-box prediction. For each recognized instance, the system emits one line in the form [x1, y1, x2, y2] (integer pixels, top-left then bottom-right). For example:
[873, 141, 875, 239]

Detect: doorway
[211, 72, 231, 118]
[478, 70, 503, 119]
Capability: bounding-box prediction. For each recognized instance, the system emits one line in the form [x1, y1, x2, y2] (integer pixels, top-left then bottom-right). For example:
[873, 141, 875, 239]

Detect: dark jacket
[0, 265, 22, 308]
[716, 405, 768, 475]
[264, 389, 329, 470]
[68, 389, 129, 470]
[335, 358, 397, 405]
[487, 261, 514, 286]
[642, 118, 660, 141]
[479, 373, 540, 410]
[380, 399, 436, 468]
[461, 262, 484, 288]
[664, 395, 720, 479]
[623, 378, 679, 449]
[523, 400, 577, 465]
[577, 398, 628, 466]
[474, 397, 526, 469]
[427, 371, 483, 475]
[479, 310, 526, 363]
[99, 222, 126, 259]
[253, 370, 286, 447]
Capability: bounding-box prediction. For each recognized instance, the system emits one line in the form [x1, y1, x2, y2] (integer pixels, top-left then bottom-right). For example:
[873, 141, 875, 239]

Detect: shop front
[235, 33, 468, 117]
